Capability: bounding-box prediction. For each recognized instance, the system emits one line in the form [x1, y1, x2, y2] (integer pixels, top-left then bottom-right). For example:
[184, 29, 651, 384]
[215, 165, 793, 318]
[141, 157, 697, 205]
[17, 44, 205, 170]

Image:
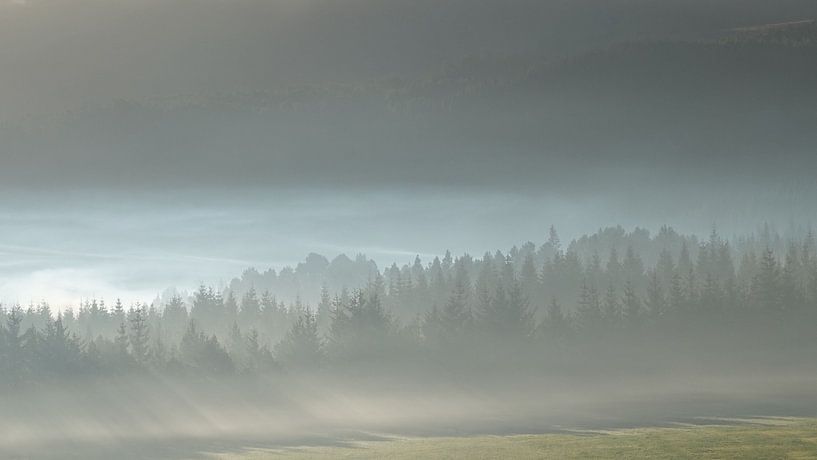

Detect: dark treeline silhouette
[2, 224, 817, 385]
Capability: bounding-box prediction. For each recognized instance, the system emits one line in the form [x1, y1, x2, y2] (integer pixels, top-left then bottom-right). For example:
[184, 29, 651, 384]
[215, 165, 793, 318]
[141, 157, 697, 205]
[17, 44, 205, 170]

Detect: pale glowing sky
[0, 189, 597, 307]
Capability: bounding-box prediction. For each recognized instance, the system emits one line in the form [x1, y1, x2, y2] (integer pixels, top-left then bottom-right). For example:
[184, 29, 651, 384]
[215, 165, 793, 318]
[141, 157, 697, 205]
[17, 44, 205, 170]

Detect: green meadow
[213, 418, 817, 460]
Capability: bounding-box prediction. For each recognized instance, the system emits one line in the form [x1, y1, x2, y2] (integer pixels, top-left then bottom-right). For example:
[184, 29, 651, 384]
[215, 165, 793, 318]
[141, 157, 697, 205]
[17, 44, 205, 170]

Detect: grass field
[211, 418, 817, 459]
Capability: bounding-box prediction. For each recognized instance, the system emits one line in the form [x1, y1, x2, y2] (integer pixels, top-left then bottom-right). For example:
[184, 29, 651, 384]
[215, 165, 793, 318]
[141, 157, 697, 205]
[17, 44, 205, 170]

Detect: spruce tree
[115, 321, 129, 358]
[442, 261, 472, 338]
[127, 305, 150, 364]
[645, 270, 665, 320]
[276, 309, 323, 368]
[754, 248, 781, 312]
[577, 280, 601, 334]
[603, 283, 621, 327]
[623, 280, 642, 325]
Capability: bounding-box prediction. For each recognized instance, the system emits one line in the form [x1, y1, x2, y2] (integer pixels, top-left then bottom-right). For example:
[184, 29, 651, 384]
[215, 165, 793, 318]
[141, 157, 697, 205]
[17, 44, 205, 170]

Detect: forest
[5, 1, 817, 458]
[2, 224, 816, 385]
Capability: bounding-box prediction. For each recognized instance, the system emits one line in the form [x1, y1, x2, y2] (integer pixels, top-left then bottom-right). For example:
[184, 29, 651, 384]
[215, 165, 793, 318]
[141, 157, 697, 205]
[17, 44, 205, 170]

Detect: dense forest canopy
[3, 224, 816, 385]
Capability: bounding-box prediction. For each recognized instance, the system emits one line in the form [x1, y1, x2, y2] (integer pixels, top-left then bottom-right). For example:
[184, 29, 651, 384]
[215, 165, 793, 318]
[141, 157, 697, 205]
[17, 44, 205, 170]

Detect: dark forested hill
[4, 21, 817, 193]
[3, 223, 817, 383]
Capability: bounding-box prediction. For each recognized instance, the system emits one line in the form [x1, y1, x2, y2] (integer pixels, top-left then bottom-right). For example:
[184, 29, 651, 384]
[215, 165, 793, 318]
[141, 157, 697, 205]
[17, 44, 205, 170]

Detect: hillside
[4, 23, 817, 192]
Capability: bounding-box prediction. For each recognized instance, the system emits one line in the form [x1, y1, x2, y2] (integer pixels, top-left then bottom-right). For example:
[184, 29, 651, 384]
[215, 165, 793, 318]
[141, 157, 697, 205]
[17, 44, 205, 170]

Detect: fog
[2, 357, 816, 459]
[3, 1, 817, 458]
[1, 187, 814, 306]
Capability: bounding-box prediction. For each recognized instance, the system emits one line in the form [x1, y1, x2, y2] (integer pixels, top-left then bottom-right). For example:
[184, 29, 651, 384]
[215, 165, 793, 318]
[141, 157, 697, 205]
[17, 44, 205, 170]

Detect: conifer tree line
[2, 224, 816, 384]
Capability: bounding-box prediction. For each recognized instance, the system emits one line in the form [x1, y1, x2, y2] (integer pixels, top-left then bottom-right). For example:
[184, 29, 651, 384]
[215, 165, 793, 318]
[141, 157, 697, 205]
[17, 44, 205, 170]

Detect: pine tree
[113, 298, 125, 317]
[678, 241, 693, 276]
[506, 282, 535, 339]
[227, 322, 246, 368]
[421, 304, 445, 348]
[387, 263, 402, 302]
[700, 273, 722, 313]
[224, 290, 239, 324]
[240, 287, 261, 327]
[754, 248, 781, 312]
[684, 267, 698, 308]
[3, 306, 24, 377]
[111, 298, 126, 335]
[179, 320, 234, 373]
[606, 247, 623, 288]
[645, 270, 665, 320]
[499, 254, 515, 291]
[127, 305, 150, 364]
[245, 327, 275, 372]
[623, 280, 642, 325]
[669, 272, 685, 317]
[809, 262, 817, 310]
[43, 314, 83, 373]
[781, 244, 803, 311]
[246, 328, 261, 359]
[481, 280, 534, 339]
[275, 309, 323, 368]
[520, 253, 540, 304]
[191, 285, 213, 329]
[623, 246, 644, 282]
[429, 256, 447, 306]
[327, 289, 392, 360]
[442, 261, 472, 337]
[577, 280, 601, 334]
[582, 251, 600, 292]
[326, 294, 349, 350]
[546, 297, 565, 328]
[656, 249, 675, 289]
[163, 294, 188, 341]
[115, 321, 129, 358]
[316, 284, 332, 333]
[603, 283, 621, 327]
[547, 225, 561, 254]
[540, 297, 568, 348]
[474, 268, 493, 325]
[442, 250, 454, 275]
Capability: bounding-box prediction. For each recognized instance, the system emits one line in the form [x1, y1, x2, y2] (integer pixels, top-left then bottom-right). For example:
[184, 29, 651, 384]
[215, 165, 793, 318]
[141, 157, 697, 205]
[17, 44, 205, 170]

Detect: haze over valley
[2, 1, 817, 459]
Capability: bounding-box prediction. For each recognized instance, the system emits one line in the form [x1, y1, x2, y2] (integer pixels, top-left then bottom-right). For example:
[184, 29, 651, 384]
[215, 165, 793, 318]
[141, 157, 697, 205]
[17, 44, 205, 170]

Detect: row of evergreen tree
[2, 225, 817, 384]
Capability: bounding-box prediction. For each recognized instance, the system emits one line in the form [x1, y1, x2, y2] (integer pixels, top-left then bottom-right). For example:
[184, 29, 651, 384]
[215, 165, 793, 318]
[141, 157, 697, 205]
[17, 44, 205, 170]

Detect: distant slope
[4, 22, 817, 191]
[4, 0, 817, 120]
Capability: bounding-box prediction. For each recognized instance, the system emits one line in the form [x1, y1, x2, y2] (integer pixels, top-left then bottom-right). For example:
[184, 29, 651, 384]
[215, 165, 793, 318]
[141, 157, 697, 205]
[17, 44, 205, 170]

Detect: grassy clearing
[212, 418, 817, 459]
